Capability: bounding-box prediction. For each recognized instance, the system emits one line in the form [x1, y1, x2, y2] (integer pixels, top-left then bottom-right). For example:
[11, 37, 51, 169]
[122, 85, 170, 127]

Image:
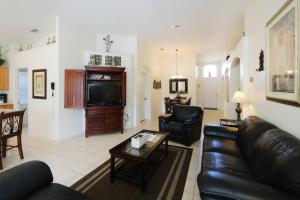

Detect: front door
[203, 78, 217, 109]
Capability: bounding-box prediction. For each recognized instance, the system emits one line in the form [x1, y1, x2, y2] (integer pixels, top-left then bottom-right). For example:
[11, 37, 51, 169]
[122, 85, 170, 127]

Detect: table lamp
[231, 91, 246, 122]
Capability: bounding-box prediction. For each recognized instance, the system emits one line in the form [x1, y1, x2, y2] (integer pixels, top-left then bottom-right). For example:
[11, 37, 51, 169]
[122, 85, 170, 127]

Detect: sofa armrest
[159, 114, 173, 123]
[204, 124, 238, 140]
[158, 114, 174, 123]
[197, 170, 298, 200]
[0, 161, 53, 200]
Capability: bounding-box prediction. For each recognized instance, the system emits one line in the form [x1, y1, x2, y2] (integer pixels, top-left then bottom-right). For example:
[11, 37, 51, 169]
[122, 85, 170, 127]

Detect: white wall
[245, 0, 300, 138]
[137, 39, 162, 120]
[7, 44, 60, 140]
[4, 17, 153, 140]
[57, 18, 97, 140]
[223, 37, 250, 119]
[159, 53, 197, 113]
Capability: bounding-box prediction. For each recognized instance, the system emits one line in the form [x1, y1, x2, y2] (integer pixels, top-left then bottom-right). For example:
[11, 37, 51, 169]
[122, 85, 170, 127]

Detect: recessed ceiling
[0, 0, 245, 58]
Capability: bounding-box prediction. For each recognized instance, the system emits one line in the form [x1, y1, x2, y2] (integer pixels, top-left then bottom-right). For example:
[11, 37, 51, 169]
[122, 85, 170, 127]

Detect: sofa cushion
[203, 136, 241, 157]
[237, 116, 277, 158]
[197, 170, 299, 200]
[248, 128, 300, 196]
[202, 152, 251, 179]
[167, 121, 184, 133]
[25, 183, 90, 200]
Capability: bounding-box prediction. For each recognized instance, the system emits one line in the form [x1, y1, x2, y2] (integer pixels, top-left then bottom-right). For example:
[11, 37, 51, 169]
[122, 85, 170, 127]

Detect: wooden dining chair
[0, 109, 26, 170]
[164, 97, 172, 114]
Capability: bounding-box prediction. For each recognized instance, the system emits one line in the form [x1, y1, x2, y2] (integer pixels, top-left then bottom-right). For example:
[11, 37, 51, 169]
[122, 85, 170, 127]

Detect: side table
[220, 118, 239, 128]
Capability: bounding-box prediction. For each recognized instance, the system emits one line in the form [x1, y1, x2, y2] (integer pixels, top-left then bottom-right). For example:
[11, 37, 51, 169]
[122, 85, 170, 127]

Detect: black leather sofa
[197, 116, 300, 200]
[159, 105, 203, 146]
[0, 161, 90, 200]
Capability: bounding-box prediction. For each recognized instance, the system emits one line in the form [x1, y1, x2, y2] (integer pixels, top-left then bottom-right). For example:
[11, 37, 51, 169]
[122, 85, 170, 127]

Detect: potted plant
[0, 47, 7, 66]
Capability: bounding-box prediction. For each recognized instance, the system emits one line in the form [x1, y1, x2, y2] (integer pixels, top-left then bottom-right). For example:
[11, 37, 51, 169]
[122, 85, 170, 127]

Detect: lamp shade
[231, 91, 246, 103]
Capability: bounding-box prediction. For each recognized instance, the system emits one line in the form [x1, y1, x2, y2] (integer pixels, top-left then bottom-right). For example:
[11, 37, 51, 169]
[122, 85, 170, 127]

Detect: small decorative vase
[47, 37, 51, 45]
[51, 36, 56, 43]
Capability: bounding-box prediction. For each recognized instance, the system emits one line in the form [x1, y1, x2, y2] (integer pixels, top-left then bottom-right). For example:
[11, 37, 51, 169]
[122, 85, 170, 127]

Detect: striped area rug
[71, 145, 193, 200]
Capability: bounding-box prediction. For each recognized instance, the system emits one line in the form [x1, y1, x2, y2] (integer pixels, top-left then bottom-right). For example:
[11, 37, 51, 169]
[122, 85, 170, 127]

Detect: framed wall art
[32, 69, 47, 99]
[266, 0, 300, 106]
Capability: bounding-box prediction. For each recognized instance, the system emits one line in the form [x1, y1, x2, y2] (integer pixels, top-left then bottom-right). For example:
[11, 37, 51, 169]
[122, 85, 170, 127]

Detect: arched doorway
[228, 57, 241, 119]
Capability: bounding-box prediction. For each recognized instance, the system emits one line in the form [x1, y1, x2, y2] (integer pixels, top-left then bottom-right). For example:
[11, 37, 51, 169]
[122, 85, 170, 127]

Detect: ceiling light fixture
[171, 49, 183, 79]
[30, 29, 39, 33]
[172, 24, 183, 30]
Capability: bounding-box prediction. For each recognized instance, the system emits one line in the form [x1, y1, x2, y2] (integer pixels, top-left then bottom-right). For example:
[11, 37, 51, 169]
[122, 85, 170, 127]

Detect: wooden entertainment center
[64, 66, 126, 137]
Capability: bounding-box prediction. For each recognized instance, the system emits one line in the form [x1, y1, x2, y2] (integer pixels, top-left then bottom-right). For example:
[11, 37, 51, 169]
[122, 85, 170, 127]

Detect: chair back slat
[0, 109, 26, 139]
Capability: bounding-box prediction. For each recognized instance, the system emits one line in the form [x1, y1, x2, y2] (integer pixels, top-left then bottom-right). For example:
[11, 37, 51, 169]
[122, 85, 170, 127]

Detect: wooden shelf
[87, 79, 122, 82]
[85, 66, 125, 72]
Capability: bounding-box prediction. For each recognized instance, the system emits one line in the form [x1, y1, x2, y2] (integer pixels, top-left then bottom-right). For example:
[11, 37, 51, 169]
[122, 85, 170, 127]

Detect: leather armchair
[159, 105, 203, 146]
[0, 161, 90, 200]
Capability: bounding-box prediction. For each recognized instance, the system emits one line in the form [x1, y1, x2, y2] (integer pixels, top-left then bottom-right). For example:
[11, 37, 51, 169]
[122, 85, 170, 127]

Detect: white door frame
[15, 67, 29, 127]
[139, 66, 151, 122]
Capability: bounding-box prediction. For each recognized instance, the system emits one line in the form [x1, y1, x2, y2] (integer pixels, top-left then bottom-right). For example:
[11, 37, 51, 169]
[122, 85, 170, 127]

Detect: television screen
[87, 82, 121, 106]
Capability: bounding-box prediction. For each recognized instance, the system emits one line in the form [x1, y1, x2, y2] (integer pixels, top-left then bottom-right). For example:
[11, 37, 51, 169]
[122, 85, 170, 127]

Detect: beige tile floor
[0, 109, 223, 200]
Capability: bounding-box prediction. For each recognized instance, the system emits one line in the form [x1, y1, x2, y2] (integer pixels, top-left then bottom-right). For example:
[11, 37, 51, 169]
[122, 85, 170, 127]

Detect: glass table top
[109, 130, 167, 159]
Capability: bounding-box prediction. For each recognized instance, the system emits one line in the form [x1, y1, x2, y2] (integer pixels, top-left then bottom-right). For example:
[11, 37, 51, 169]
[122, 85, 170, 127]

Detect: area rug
[71, 145, 193, 200]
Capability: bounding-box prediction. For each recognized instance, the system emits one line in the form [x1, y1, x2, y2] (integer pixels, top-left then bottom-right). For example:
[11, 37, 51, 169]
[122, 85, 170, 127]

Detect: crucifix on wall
[103, 35, 114, 53]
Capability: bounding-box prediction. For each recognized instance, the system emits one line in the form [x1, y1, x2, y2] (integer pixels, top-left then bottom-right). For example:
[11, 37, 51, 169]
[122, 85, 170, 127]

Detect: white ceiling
[0, 0, 245, 58]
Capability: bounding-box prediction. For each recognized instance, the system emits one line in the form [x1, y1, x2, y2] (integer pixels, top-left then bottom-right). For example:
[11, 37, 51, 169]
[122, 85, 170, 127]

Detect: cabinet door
[86, 116, 105, 132]
[64, 70, 85, 108]
[0, 67, 9, 90]
[122, 72, 126, 106]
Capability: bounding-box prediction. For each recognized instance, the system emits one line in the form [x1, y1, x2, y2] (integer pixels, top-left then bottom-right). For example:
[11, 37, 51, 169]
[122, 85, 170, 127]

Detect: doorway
[203, 78, 217, 109]
[203, 64, 218, 109]
[139, 69, 150, 123]
[17, 68, 28, 127]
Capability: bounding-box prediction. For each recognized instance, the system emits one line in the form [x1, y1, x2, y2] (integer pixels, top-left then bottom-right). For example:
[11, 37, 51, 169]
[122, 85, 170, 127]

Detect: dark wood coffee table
[109, 130, 168, 192]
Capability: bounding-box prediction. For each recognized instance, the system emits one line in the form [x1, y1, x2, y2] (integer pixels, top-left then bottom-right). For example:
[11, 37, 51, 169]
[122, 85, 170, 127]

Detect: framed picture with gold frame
[32, 69, 47, 99]
[266, 0, 300, 107]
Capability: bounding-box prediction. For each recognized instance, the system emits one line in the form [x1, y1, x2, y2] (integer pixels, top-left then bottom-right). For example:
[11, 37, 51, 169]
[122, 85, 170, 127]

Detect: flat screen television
[87, 82, 122, 106]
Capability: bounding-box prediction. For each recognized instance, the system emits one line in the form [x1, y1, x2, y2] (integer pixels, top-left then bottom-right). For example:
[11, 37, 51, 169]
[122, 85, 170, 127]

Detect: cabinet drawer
[105, 117, 121, 131]
[86, 109, 105, 116]
[105, 109, 121, 115]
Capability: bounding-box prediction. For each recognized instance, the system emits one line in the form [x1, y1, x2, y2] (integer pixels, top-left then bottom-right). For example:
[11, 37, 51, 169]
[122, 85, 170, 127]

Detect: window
[203, 64, 217, 78]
